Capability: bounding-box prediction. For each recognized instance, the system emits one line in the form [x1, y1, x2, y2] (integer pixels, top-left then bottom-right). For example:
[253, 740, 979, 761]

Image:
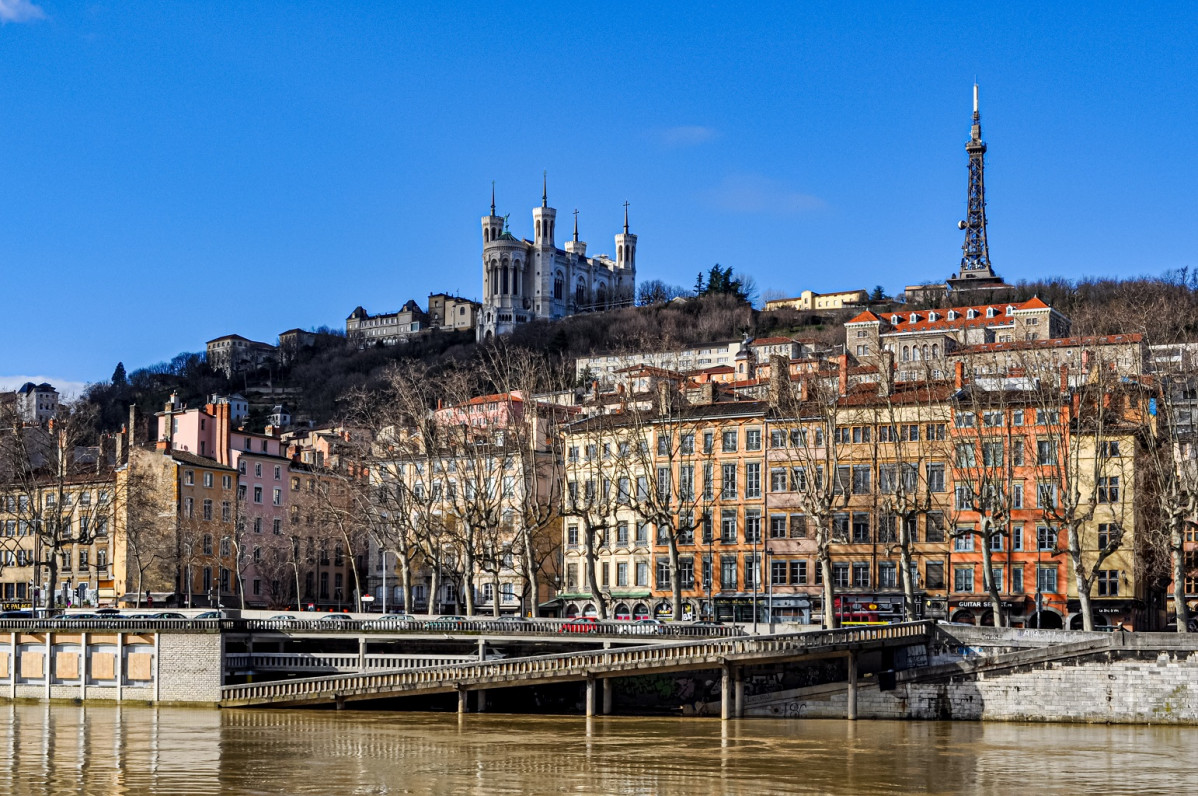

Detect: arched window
[931, 343, 939, 358]
[501, 267, 509, 295]
[922, 344, 930, 360]
[913, 346, 921, 361]
[902, 346, 910, 362]
[597, 283, 608, 306]
[512, 261, 520, 295]
[576, 281, 586, 306]
[618, 244, 623, 262]
[490, 265, 498, 296]
[553, 272, 564, 300]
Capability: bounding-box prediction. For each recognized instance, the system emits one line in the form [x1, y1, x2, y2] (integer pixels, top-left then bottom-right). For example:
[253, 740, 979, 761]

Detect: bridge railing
[226, 652, 477, 672]
[220, 620, 934, 705]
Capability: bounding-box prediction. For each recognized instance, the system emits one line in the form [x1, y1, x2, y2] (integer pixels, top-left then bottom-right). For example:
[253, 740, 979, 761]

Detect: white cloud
[702, 173, 826, 215]
[0, 0, 45, 23]
[0, 376, 90, 400]
[659, 125, 719, 147]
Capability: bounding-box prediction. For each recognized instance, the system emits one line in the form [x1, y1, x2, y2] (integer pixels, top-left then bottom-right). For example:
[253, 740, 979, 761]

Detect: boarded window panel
[20, 652, 44, 679]
[127, 652, 154, 681]
[91, 652, 116, 681]
[0, 652, 8, 678]
[55, 652, 79, 680]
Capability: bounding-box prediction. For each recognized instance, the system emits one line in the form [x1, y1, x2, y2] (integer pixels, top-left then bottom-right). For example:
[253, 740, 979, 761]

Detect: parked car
[561, 617, 600, 634]
[495, 615, 531, 624]
[154, 612, 188, 619]
[363, 614, 414, 629]
[619, 618, 664, 636]
[194, 610, 227, 620]
[317, 613, 356, 627]
[0, 611, 33, 619]
[427, 615, 473, 631]
[266, 614, 302, 626]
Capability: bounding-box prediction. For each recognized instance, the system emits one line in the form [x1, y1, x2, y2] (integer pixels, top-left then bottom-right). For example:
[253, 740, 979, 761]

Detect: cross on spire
[572, 208, 579, 241]
[622, 200, 630, 234]
[542, 170, 547, 208]
[490, 180, 496, 216]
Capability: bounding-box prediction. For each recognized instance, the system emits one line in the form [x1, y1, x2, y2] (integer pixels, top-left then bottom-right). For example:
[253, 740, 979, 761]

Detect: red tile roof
[874, 299, 1053, 334]
[950, 333, 1143, 356]
[751, 336, 795, 345]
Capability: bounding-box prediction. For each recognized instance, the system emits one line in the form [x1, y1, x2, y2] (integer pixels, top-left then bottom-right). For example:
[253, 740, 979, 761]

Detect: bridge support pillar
[457, 686, 467, 715]
[358, 637, 367, 672]
[720, 664, 732, 721]
[602, 678, 612, 715]
[477, 689, 487, 712]
[585, 676, 596, 717]
[734, 667, 744, 719]
[846, 652, 858, 721]
[478, 639, 486, 661]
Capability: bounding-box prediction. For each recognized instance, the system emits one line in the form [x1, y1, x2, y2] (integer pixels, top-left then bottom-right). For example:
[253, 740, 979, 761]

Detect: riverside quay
[0, 612, 1197, 724]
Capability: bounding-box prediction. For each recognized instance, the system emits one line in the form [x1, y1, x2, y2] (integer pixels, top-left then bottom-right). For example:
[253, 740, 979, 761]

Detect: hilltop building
[206, 335, 277, 377]
[764, 289, 868, 313]
[478, 178, 636, 340]
[15, 382, 58, 425]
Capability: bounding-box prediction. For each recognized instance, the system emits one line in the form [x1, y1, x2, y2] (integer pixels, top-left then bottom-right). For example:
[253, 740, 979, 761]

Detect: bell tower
[531, 171, 556, 248]
[614, 200, 637, 271]
[482, 181, 503, 244]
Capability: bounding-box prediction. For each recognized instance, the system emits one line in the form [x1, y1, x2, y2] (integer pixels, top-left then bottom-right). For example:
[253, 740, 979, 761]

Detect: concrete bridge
[219, 621, 934, 718]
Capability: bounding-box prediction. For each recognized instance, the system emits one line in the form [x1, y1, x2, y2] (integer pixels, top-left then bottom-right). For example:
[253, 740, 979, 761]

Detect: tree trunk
[898, 515, 917, 622]
[427, 568, 439, 616]
[523, 541, 539, 618]
[492, 571, 501, 617]
[135, 567, 144, 609]
[584, 524, 607, 618]
[668, 531, 681, 621]
[399, 552, 412, 615]
[1172, 518, 1190, 633]
[1069, 525, 1094, 631]
[980, 521, 1005, 628]
[818, 530, 835, 629]
[463, 531, 476, 615]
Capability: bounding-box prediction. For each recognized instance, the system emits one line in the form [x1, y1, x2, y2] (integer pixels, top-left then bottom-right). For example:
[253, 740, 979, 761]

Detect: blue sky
[1, 2, 1195, 390]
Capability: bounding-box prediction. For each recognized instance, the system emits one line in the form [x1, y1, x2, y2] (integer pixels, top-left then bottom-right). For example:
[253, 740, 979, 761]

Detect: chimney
[115, 425, 126, 465]
[214, 402, 232, 466]
[1060, 364, 1069, 394]
[954, 361, 966, 389]
[800, 378, 809, 403]
[838, 353, 849, 396]
[768, 354, 789, 408]
[128, 404, 144, 445]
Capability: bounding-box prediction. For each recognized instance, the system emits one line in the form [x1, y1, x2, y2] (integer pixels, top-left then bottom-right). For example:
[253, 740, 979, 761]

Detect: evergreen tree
[111, 362, 127, 387]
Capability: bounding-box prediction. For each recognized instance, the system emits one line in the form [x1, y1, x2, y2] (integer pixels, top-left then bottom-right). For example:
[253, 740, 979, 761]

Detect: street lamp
[765, 545, 774, 634]
[381, 549, 392, 614]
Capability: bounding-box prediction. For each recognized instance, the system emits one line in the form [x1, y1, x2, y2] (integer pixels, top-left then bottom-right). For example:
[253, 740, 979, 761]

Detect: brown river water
[0, 703, 1192, 795]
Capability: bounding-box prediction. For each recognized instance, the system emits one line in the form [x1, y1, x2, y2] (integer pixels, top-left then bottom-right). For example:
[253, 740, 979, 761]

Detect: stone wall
[157, 632, 223, 704]
[748, 633, 1198, 724]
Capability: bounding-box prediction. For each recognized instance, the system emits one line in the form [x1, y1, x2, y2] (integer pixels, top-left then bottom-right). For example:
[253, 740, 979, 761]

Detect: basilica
[478, 179, 637, 340]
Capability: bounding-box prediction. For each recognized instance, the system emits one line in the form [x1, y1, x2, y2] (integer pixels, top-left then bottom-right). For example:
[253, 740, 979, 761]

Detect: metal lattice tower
[958, 83, 994, 275]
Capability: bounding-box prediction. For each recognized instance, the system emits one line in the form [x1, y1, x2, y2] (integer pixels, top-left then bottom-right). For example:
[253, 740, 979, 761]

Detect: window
[720, 510, 737, 543]
[703, 431, 715, 454]
[1012, 525, 1024, 551]
[770, 429, 786, 449]
[1011, 566, 1024, 593]
[273, 488, 282, 506]
[832, 563, 850, 588]
[954, 531, 974, 552]
[656, 434, 671, 456]
[636, 523, 649, 545]
[681, 434, 695, 455]
[745, 510, 761, 543]
[790, 514, 807, 538]
[721, 463, 737, 499]
[1036, 482, 1056, 509]
[989, 532, 1003, 551]
[925, 561, 945, 589]
[1101, 441, 1122, 458]
[982, 441, 1004, 467]
[955, 412, 976, 428]
[1037, 409, 1060, 426]
[274, 465, 282, 480]
[771, 560, 788, 586]
[1036, 439, 1057, 465]
[636, 562, 649, 587]
[184, 470, 194, 486]
[1098, 523, 1120, 551]
[769, 514, 787, 539]
[678, 557, 695, 589]
[202, 499, 213, 521]
[745, 462, 761, 499]
[926, 463, 946, 492]
[789, 561, 808, 585]
[1097, 477, 1119, 503]
[616, 563, 628, 587]
[721, 556, 738, 590]
[879, 562, 897, 588]
[203, 472, 213, 488]
[219, 536, 231, 557]
[852, 562, 870, 588]
[852, 465, 871, 495]
[1037, 526, 1057, 551]
[982, 411, 1003, 427]
[1037, 566, 1058, 593]
[616, 523, 629, 547]
[722, 430, 738, 452]
[254, 463, 262, 478]
[184, 497, 194, 518]
[1012, 482, 1024, 508]
[253, 486, 263, 504]
[273, 518, 282, 535]
[955, 443, 977, 467]
[955, 484, 973, 510]
[954, 567, 974, 593]
[1097, 570, 1120, 596]
[851, 512, 870, 543]
[567, 525, 579, 547]
[832, 513, 850, 542]
[926, 423, 946, 441]
[746, 429, 762, 451]
[771, 468, 788, 492]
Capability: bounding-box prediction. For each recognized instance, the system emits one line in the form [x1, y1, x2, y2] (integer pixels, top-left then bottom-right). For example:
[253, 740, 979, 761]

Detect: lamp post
[381, 549, 391, 615]
[765, 545, 774, 634]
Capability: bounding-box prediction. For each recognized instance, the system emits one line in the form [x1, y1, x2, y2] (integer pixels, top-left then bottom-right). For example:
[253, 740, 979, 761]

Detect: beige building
[346, 300, 428, 347]
[765, 289, 868, 313]
[206, 334, 278, 377]
[427, 293, 480, 333]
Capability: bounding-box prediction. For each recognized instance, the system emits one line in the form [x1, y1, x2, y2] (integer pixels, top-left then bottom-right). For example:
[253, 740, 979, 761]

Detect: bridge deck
[220, 621, 933, 708]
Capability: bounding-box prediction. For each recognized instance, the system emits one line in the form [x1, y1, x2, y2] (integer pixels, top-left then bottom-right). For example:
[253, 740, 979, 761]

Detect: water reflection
[0, 704, 1193, 794]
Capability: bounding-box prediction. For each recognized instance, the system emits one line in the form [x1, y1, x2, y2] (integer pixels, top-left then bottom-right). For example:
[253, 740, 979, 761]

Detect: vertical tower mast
[959, 83, 993, 274]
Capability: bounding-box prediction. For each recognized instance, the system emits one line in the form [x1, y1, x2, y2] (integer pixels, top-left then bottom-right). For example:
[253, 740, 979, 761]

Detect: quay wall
[747, 632, 1198, 724]
[0, 629, 223, 705]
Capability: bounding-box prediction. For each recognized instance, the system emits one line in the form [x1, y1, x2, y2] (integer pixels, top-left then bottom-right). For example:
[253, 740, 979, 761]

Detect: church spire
[572, 208, 579, 242]
[542, 170, 547, 208]
[958, 83, 993, 275]
[490, 180, 496, 216]
[623, 200, 629, 234]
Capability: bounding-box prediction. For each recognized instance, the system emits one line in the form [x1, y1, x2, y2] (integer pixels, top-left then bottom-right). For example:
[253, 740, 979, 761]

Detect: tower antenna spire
[542, 171, 547, 208]
[957, 82, 994, 277]
[572, 208, 579, 241]
[622, 200, 630, 234]
[490, 180, 496, 216]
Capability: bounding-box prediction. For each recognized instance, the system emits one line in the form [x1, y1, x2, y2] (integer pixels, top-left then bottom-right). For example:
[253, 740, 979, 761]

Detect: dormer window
[891, 315, 900, 324]
[928, 311, 939, 322]
[966, 309, 977, 319]
[1005, 305, 1014, 316]
[947, 310, 957, 320]
[986, 307, 996, 318]
[909, 313, 918, 323]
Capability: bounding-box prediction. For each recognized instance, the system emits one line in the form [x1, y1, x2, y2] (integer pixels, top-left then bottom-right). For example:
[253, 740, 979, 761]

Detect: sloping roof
[751, 336, 795, 346]
[846, 310, 880, 324]
[876, 298, 1054, 335]
[950, 333, 1143, 356]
